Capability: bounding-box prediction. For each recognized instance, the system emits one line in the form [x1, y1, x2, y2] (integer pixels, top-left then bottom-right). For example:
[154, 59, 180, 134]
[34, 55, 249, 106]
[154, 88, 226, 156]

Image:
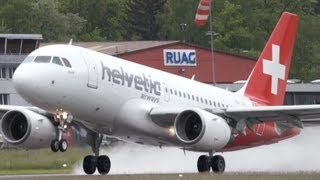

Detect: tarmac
[1, 173, 320, 180]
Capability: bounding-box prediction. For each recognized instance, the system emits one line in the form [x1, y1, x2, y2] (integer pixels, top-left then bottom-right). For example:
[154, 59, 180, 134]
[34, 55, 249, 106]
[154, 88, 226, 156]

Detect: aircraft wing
[150, 105, 320, 129]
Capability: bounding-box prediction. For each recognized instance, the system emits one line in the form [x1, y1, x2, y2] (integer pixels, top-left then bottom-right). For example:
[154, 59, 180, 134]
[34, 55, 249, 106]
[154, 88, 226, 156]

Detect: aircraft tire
[211, 155, 225, 173]
[97, 155, 111, 175]
[83, 155, 97, 175]
[50, 139, 59, 152]
[197, 155, 210, 172]
[59, 139, 68, 152]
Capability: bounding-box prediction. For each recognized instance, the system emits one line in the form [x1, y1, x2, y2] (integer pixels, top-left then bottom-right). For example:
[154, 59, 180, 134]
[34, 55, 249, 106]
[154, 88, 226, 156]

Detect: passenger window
[62, 57, 72, 68]
[196, 97, 199, 102]
[170, 89, 173, 94]
[174, 90, 177, 96]
[179, 91, 181, 97]
[200, 98, 203, 103]
[205, 99, 208, 104]
[183, 93, 186, 98]
[192, 95, 195, 101]
[52, 57, 63, 66]
[165, 88, 168, 93]
[188, 94, 190, 99]
[209, 100, 212, 106]
[34, 56, 51, 63]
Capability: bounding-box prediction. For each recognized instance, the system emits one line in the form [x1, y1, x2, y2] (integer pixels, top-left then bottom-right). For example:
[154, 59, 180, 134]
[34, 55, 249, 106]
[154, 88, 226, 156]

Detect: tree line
[0, 0, 320, 81]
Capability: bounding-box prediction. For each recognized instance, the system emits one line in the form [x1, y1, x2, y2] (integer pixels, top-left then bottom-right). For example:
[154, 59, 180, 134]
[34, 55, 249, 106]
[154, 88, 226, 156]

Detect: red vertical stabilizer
[241, 12, 298, 105]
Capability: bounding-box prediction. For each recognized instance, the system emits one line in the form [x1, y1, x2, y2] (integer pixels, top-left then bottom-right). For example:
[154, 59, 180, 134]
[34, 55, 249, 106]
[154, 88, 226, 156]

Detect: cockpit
[22, 56, 72, 68]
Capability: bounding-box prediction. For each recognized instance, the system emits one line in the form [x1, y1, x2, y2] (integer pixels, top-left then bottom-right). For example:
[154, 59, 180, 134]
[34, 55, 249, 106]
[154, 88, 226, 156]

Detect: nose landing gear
[50, 110, 73, 152]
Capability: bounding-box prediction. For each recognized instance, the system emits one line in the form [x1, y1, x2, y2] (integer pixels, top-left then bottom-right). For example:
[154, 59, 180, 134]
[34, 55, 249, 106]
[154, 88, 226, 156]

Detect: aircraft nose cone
[12, 64, 33, 97]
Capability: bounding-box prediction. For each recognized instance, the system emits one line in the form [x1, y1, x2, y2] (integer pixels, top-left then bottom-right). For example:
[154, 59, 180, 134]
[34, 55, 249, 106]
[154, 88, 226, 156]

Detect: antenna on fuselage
[68, 39, 73, 45]
[191, 74, 195, 80]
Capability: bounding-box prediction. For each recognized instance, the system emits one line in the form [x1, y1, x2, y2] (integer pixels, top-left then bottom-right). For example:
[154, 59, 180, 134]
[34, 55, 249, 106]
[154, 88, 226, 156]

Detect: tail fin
[239, 12, 298, 105]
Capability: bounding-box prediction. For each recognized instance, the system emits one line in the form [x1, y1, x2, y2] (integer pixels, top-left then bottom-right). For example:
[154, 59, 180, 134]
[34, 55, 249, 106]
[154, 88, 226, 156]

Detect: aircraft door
[82, 52, 99, 89]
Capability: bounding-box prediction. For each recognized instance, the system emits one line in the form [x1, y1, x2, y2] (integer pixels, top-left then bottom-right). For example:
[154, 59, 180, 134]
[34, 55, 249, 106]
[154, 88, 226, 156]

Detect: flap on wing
[223, 105, 320, 128]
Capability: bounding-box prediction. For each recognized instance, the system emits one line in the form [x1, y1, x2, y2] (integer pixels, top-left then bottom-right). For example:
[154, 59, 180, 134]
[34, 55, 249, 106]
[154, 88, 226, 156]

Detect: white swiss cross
[262, 44, 285, 95]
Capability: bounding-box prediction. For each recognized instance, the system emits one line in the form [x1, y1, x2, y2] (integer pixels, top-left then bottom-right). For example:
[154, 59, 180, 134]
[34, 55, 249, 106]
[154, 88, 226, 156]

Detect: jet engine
[0, 109, 56, 149]
[174, 108, 231, 151]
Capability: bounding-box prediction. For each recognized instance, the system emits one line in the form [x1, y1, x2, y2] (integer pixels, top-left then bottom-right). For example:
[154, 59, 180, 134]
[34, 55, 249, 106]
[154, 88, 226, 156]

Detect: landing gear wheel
[50, 139, 59, 152]
[59, 139, 68, 152]
[97, 155, 111, 175]
[83, 155, 97, 175]
[211, 155, 225, 173]
[197, 155, 210, 172]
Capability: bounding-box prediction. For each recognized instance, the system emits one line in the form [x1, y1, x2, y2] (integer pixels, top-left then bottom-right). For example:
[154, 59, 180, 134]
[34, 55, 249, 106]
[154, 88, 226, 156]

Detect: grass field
[0, 148, 90, 175]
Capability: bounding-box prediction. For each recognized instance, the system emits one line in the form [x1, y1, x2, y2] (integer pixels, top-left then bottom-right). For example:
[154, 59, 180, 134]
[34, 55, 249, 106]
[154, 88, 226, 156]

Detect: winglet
[238, 12, 299, 105]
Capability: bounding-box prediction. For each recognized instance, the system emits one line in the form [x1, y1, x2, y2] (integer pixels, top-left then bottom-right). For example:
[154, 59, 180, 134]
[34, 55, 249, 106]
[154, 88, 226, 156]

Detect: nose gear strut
[51, 109, 73, 152]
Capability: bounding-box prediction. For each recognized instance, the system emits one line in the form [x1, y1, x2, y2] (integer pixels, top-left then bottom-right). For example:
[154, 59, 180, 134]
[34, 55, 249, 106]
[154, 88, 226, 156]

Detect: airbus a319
[1, 12, 319, 175]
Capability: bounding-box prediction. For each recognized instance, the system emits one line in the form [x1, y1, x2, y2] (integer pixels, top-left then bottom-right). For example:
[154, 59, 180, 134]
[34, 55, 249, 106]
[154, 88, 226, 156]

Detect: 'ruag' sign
[163, 49, 196, 66]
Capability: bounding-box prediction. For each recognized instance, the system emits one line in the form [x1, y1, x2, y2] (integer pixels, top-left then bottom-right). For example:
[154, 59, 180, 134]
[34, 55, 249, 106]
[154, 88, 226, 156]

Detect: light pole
[180, 23, 187, 42]
[207, 7, 219, 85]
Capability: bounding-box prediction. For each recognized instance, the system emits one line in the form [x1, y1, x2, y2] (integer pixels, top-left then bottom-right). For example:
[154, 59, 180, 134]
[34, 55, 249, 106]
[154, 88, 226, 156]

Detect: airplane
[0, 11, 319, 175]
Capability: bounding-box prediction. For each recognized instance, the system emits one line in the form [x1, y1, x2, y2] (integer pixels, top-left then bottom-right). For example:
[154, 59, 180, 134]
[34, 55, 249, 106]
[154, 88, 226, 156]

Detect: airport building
[0, 34, 42, 106]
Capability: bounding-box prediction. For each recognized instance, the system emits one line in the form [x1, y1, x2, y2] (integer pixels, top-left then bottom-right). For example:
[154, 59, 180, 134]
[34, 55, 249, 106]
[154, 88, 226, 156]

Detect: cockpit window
[61, 58, 72, 68]
[52, 56, 63, 66]
[34, 56, 51, 63]
[22, 56, 35, 63]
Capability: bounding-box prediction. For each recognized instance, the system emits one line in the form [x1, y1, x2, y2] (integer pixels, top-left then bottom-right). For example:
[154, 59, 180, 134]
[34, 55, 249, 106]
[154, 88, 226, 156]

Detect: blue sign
[164, 49, 196, 66]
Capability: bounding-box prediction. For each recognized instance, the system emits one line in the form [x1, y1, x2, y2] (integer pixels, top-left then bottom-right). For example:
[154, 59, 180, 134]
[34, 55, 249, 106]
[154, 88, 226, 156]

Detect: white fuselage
[13, 45, 253, 146]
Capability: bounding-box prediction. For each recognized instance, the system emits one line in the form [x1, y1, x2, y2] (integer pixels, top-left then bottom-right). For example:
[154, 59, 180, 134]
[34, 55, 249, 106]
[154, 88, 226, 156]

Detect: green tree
[59, 0, 126, 41]
[125, 0, 167, 40]
[32, 0, 86, 41]
[313, 0, 320, 14]
[212, 0, 256, 56]
[0, 0, 86, 41]
[290, 14, 320, 81]
[159, 0, 213, 46]
[0, 0, 35, 33]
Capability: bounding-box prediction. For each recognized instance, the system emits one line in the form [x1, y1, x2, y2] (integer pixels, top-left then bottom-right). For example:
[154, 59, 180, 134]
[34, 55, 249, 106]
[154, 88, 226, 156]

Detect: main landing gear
[83, 131, 111, 175]
[197, 153, 225, 173]
[51, 110, 73, 152]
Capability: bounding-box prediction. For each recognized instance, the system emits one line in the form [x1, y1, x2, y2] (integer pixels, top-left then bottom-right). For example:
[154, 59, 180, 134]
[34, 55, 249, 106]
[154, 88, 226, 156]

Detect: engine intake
[174, 108, 231, 151]
[0, 109, 56, 149]
[175, 110, 204, 143]
[1, 111, 30, 143]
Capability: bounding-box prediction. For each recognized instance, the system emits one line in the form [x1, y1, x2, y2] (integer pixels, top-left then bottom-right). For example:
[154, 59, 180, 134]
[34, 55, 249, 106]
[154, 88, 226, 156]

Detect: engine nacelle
[0, 109, 56, 149]
[174, 108, 231, 151]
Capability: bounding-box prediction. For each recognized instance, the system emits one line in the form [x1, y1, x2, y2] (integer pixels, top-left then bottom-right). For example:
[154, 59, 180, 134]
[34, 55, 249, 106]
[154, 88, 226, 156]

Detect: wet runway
[1, 173, 320, 180]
